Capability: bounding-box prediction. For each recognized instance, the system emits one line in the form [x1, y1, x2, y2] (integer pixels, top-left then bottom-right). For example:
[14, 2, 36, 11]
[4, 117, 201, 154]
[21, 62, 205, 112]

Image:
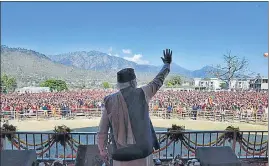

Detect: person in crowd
[221, 105, 226, 122]
[42, 103, 49, 118]
[167, 105, 172, 119]
[192, 104, 198, 120]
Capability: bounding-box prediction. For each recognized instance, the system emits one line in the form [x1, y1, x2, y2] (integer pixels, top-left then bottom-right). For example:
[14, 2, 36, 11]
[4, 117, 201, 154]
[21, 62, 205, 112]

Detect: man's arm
[141, 49, 172, 103]
[141, 64, 170, 103]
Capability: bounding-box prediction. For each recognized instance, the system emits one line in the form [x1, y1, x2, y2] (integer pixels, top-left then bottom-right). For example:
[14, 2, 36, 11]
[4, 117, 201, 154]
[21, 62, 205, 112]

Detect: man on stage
[97, 49, 172, 166]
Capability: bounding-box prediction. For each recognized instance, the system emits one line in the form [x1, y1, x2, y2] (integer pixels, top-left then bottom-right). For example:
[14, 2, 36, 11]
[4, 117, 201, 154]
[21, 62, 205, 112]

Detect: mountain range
[1, 45, 217, 87]
[46, 50, 216, 78]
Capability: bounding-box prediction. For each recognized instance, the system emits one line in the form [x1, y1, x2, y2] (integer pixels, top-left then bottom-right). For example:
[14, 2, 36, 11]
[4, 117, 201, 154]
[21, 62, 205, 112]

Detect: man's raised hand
[161, 49, 172, 64]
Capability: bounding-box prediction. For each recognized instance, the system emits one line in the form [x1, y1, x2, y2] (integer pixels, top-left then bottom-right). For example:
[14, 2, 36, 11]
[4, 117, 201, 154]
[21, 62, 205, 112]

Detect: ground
[6, 118, 267, 132]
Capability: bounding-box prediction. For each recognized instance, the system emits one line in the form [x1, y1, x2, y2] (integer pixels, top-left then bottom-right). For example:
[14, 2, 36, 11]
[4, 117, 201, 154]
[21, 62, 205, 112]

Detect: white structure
[181, 80, 193, 87]
[261, 78, 268, 90]
[249, 77, 268, 91]
[16, 87, 50, 94]
[193, 78, 223, 91]
[193, 78, 252, 91]
[230, 78, 251, 90]
[164, 86, 195, 91]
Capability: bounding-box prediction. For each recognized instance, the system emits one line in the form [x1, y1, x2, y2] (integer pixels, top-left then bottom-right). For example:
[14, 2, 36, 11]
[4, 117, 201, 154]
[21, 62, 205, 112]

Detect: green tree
[1, 74, 17, 93]
[165, 76, 182, 87]
[219, 82, 227, 89]
[40, 79, 68, 92]
[102, 82, 110, 89]
[166, 82, 173, 87]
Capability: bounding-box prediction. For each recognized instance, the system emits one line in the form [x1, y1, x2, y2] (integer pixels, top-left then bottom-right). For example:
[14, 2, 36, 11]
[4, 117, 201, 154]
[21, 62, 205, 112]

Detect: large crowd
[0, 90, 113, 115]
[1, 89, 268, 117]
[152, 90, 268, 116]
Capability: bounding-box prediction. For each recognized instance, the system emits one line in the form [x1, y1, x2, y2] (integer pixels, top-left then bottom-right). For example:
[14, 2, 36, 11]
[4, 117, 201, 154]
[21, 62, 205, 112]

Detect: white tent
[16, 87, 50, 94]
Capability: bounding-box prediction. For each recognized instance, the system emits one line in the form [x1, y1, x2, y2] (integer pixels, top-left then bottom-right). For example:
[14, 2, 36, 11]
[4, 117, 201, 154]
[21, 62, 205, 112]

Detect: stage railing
[1, 130, 268, 164]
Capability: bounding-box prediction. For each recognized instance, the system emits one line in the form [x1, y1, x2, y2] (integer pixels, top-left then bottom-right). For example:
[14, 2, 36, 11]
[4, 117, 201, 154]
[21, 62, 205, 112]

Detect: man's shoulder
[104, 91, 120, 102]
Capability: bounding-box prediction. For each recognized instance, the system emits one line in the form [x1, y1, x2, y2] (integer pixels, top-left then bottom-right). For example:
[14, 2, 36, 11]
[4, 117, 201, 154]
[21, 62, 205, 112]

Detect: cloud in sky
[122, 49, 132, 54]
[108, 53, 119, 57]
[124, 54, 149, 65]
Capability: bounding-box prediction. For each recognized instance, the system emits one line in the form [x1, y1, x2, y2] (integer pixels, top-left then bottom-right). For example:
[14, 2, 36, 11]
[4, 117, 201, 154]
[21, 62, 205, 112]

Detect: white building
[181, 79, 194, 87]
[261, 78, 268, 90]
[193, 78, 252, 91]
[193, 78, 223, 91]
[249, 77, 268, 91]
[230, 78, 251, 90]
[16, 87, 50, 94]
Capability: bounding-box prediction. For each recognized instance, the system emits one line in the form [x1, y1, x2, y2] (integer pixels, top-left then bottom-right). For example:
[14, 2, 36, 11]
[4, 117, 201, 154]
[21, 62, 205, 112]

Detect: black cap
[117, 68, 136, 83]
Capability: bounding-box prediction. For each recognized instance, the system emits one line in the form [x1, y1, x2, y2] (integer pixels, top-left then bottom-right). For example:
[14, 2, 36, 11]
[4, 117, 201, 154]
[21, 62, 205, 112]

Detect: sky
[1, 2, 268, 76]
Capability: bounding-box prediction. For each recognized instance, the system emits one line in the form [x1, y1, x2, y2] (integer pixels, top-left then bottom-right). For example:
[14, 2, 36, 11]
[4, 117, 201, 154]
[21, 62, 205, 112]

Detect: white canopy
[16, 87, 50, 94]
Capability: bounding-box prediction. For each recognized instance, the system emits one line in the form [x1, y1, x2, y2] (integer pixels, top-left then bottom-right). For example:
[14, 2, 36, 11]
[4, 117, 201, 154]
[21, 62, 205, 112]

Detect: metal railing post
[232, 131, 237, 152]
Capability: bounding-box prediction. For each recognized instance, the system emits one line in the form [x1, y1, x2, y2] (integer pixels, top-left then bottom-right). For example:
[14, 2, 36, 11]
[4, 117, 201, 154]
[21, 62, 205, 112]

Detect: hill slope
[0, 46, 111, 87]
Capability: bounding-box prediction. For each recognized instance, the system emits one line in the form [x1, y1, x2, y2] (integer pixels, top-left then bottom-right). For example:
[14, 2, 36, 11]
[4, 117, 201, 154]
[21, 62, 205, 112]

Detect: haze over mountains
[1, 45, 217, 87]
